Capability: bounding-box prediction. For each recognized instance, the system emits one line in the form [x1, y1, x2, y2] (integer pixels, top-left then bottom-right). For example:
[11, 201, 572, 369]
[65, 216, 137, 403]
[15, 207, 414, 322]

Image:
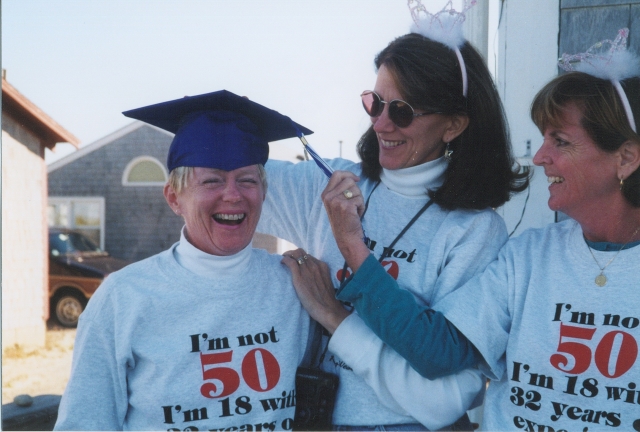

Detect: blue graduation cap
[122, 90, 313, 171]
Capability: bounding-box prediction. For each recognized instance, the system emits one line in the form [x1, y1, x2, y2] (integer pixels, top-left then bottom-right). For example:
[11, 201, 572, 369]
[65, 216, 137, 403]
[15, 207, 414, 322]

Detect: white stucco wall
[2, 128, 48, 351]
[493, 0, 561, 235]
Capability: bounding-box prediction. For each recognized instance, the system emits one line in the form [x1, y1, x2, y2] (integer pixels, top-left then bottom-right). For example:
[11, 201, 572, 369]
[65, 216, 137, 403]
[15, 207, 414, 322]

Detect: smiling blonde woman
[54, 91, 312, 431]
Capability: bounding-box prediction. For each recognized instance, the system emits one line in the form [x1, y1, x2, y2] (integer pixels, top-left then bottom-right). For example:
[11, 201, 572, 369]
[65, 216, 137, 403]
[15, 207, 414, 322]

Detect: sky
[2, 0, 460, 164]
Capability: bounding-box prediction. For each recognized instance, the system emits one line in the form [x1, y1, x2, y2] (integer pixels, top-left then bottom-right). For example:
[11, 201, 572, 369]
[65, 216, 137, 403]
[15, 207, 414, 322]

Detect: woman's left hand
[282, 249, 351, 334]
[322, 171, 371, 272]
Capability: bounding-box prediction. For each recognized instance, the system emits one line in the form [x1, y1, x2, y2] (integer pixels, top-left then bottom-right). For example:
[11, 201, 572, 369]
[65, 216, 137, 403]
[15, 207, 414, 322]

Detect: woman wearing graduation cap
[55, 92, 311, 431]
[258, 1, 528, 430]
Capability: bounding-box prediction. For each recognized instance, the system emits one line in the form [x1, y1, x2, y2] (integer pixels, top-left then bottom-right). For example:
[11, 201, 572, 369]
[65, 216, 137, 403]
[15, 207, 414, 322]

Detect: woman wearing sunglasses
[257, 7, 528, 432]
[306, 29, 640, 431]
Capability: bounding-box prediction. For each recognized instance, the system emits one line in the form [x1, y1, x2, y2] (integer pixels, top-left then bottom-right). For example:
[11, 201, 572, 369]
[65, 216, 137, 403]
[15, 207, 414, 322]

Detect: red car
[49, 229, 131, 327]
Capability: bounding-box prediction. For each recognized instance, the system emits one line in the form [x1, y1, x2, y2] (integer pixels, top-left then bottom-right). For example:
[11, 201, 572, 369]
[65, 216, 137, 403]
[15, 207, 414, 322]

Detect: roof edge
[47, 121, 174, 173]
[2, 78, 80, 148]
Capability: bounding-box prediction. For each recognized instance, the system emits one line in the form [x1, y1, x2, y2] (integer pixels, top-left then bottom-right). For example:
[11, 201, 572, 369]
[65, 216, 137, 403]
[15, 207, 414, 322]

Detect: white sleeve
[258, 158, 361, 248]
[257, 159, 325, 248]
[329, 313, 484, 431]
[437, 244, 515, 381]
[429, 210, 509, 306]
[54, 284, 129, 430]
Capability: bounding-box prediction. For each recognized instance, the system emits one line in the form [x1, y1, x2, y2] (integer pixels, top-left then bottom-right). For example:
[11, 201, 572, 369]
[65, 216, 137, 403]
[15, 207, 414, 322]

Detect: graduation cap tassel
[290, 122, 334, 179]
[290, 122, 373, 247]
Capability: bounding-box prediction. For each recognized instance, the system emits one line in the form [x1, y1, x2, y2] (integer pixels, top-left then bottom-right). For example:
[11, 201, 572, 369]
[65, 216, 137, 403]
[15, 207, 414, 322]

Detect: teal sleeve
[336, 254, 481, 379]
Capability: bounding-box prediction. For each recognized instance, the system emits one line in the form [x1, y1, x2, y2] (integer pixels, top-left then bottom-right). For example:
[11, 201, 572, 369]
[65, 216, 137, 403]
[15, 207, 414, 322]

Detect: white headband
[408, 0, 476, 97]
[559, 28, 639, 133]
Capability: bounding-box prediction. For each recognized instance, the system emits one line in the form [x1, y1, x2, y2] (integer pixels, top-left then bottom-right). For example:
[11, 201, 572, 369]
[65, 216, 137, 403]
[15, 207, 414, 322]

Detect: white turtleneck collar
[380, 156, 448, 197]
[173, 226, 252, 279]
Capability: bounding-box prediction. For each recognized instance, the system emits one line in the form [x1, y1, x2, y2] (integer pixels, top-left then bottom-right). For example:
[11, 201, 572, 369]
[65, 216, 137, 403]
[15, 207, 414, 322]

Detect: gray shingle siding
[559, 1, 640, 57]
[48, 125, 183, 262]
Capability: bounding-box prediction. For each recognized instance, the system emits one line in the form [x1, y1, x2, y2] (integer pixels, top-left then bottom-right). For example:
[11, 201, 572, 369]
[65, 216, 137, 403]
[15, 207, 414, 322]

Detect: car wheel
[52, 292, 87, 328]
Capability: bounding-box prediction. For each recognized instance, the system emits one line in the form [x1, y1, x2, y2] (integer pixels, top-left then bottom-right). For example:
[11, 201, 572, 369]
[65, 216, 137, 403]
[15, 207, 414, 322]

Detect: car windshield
[50, 232, 103, 256]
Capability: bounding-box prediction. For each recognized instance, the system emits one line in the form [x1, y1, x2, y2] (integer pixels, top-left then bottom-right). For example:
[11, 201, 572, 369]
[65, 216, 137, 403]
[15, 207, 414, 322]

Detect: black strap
[301, 320, 325, 368]
[377, 199, 434, 263]
[360, 180, 381, 221]
[338, 182, 434, 282]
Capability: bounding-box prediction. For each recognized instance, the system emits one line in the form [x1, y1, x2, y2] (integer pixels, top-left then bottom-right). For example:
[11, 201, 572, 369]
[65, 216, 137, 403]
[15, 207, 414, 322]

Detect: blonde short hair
[167, 164, 267, 194]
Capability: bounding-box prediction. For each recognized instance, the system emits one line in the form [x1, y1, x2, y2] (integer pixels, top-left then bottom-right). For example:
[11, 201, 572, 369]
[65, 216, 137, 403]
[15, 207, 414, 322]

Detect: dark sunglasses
[360, 90, 441, 128]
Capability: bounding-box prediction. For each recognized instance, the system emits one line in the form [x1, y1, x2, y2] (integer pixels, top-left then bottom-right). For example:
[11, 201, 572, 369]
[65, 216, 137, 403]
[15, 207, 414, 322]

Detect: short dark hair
[531, 72, 640, 207]
[357, 33, 529, 210]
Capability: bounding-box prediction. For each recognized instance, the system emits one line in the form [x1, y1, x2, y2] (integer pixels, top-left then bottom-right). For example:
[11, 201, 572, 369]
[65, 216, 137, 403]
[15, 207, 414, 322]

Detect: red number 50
[550, 323, 638, 378]
[199, 348, 281, 398]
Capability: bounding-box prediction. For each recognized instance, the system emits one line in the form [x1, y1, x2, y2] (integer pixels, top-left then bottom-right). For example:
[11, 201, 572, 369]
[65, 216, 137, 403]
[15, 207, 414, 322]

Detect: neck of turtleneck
[174, 226, 252, 278]
[380, 157, 447, 197]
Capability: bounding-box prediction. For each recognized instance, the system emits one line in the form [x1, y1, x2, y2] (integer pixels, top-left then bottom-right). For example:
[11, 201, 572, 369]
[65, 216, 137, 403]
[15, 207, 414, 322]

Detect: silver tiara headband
[559, 28, 640, 133]
[408, 0, 476, 97]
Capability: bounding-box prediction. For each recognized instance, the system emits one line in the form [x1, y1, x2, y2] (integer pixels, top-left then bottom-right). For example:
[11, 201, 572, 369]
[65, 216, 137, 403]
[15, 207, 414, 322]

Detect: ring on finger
[296, 257, 305, 266]
[343, 189, 354, 199]
[303, 254, 309, 260]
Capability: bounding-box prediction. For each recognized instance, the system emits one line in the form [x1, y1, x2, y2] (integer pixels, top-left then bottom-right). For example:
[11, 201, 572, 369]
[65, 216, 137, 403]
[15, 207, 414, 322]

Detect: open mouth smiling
[213, 213, 246, 226]
[380, 139, 406, 148]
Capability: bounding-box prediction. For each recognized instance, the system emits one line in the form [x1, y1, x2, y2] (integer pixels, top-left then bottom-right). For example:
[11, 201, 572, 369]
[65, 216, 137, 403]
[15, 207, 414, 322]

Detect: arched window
[122, 156, 168, 186]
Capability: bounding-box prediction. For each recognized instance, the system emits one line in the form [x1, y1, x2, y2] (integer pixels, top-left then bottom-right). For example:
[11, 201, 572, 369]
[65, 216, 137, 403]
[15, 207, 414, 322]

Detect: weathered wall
[2, 115, 48, 351]
[492, 0, 561, 235]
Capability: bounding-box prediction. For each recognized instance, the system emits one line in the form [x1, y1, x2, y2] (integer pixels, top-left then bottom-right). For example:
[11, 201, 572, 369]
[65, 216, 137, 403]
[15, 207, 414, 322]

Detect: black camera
[293, 367, 339, 431]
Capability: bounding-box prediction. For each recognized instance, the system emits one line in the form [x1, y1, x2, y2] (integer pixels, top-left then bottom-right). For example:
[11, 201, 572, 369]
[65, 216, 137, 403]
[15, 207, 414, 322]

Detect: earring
[444, 142, 453, 162]
[620, 176, 625, 191]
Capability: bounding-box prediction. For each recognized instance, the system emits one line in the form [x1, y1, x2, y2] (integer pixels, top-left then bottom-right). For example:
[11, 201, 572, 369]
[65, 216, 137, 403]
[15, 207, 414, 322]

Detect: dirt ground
[2, 322, 75, 404]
